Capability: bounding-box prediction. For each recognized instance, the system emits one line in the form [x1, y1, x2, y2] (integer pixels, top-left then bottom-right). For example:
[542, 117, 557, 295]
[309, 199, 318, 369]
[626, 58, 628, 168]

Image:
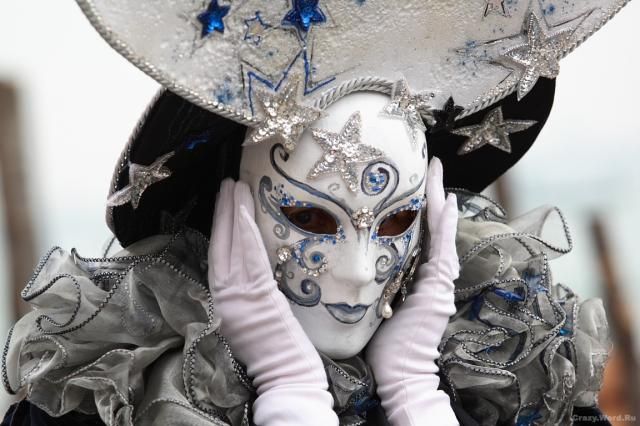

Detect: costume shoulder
[2, 228, 254, 426]
[438, 191, 611, 425]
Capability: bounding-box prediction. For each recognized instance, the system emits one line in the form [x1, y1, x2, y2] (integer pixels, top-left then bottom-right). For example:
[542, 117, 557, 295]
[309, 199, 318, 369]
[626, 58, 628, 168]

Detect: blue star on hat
[197, 0, 230, 38]
[282, 0, 326, 33]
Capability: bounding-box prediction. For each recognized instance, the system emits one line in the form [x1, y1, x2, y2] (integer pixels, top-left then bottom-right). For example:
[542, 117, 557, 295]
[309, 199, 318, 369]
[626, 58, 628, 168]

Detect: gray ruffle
[2, 229, 253, 426]
[439, 191, 611, 425]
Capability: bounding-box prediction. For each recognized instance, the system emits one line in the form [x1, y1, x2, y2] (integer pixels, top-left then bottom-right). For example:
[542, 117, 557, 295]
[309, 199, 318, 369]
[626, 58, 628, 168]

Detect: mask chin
[240, 91, 427, 358]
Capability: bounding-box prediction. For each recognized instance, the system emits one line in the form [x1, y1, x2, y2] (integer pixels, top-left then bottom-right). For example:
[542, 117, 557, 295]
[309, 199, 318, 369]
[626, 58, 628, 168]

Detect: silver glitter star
[246, 76, 322, 152]
[308, 112, 385, 192]
[107, 152, 174, 209]
[382, 78, 436, 146]
[484, 0, 508, 17]
[501, 12, 576, 100]
[451, 107, 536, 155]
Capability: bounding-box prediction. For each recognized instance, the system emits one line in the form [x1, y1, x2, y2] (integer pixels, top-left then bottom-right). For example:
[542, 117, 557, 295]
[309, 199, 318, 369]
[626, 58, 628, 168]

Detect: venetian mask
[239, 92, 427, 359]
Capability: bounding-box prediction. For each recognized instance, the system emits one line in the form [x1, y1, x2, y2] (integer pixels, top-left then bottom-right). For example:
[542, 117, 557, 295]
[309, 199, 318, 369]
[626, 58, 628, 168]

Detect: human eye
[376, 210, 418, 237]
[280, 206, 339, 235]
[375, 196, 424, 237]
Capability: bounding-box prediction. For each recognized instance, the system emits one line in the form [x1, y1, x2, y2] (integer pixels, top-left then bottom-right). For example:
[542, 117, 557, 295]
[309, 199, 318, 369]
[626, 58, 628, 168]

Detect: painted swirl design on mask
[274, 230, 345, 307]
[276, 262, 322, 307]
[371, 196, 426, 317]
[259, 170, 346, 307]
[361, 162, 392, 196]
[258, 176, 290, 240]
[375, 251, 399, 284]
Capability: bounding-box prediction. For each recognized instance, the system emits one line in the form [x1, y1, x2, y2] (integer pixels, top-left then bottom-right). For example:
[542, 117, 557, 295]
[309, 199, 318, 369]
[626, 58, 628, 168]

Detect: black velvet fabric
[1, 401, 103, 426]
[111, 90, 246, 247]
[427, 78, 556, 193]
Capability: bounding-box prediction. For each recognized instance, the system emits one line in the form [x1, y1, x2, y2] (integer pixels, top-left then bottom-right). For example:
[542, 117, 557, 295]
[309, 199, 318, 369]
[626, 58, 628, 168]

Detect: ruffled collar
[2, 194, 610, 425]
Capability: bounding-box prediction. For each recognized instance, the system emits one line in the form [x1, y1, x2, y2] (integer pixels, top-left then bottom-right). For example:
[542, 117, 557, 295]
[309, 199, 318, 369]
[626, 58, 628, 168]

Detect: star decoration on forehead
[500, 12, 578, 100]
[245, 76, 322, 152]
[107, 152, 174, 209]
[197, 0, 230, 38]
[451, 107, 536, 155]
[308, 112, 385, 192]
[382, 78, 436, 147]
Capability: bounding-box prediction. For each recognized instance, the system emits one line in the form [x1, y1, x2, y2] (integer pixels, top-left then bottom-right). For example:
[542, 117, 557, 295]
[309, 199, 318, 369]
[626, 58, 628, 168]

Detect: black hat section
[109, 90, 247, 247]
[428, 77, 555, 193]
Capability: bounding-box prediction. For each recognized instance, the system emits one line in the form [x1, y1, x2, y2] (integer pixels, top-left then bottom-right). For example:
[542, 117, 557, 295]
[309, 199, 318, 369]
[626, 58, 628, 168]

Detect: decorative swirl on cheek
[375, 248, 399, 284]
[258, 176, 290, 240]
[276, 263, 322, 307]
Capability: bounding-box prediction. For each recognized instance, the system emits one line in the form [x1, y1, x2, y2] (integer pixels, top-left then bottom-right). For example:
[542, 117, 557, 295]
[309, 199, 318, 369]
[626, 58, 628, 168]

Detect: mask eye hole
[377, 210, 418, 237]
[281, 206, 339, 235]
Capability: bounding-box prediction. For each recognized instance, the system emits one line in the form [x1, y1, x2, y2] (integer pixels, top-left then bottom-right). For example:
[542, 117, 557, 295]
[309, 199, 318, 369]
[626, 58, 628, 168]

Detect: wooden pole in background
[0, 82, 34, 319]
[591, 216, 639, 424]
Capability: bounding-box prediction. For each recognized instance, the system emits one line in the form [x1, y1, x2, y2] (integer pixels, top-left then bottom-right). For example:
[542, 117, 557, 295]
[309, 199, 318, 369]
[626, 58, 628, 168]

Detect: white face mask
[240, 92, 427, 359]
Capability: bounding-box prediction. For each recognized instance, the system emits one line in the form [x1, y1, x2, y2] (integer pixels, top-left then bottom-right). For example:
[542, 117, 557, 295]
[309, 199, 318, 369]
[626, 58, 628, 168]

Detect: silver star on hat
[382, 78, 436, 146]
[452, 107, 536, 155]
[308, 112, 385, 192]
[107, 152, 174, 209]
[245, 76, 322, 152]
[501, 12, 577, 100]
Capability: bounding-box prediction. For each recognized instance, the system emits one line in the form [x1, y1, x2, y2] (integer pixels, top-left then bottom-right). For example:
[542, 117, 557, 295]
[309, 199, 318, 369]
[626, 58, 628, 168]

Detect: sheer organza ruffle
[1, 229, 380, 426]
[2, 230, 253, 426]
[439, 190, 610, 425]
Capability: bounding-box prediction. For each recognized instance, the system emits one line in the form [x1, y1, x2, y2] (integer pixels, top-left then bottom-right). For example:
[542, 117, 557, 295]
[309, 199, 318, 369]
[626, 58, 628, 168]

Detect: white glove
[366, 158, 460, 426]
[208, 179, 339, 426]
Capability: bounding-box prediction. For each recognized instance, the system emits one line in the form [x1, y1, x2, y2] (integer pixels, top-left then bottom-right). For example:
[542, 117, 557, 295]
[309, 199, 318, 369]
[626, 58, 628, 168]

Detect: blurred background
[1, 1, 639, 423]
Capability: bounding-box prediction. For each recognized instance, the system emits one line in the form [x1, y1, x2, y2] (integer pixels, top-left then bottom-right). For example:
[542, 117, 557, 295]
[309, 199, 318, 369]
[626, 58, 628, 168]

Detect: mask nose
[329, 237, 377, 289]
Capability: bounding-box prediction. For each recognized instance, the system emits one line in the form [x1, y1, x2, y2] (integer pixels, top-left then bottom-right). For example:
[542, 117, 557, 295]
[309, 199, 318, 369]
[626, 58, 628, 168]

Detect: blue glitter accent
[214, 81, 235, 104]
[523, 269, 548, 294]
[311, 253, 322, 263]
[493, 288, 525, 302]
[469, 295, 484, 320]
[559, 327, 571, 336]
[516, 411, 542, 426]
[243, 11, 271, 45]
[543, 4, 556, 15]
[185, 129, 215, 150]
[282, 0, 326, 33]
[197, 0, 230, 38]
[355, 0, 367, 5]
[354, 396, 378, 415]
[365, 172, 387, 194]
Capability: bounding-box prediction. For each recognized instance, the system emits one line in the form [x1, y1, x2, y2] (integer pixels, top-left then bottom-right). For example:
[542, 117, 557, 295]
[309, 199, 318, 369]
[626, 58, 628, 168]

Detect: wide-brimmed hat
[76, 0, 629, 244]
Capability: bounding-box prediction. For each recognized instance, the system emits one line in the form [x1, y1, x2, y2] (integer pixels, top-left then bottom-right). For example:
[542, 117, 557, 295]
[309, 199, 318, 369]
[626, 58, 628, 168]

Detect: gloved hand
[366, 158, 460, 426]
[208, 179, 338, 426]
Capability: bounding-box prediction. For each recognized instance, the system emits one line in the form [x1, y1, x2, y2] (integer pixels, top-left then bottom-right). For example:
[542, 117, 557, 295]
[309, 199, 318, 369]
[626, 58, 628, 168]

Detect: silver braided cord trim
[313, 77, 393, 110]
